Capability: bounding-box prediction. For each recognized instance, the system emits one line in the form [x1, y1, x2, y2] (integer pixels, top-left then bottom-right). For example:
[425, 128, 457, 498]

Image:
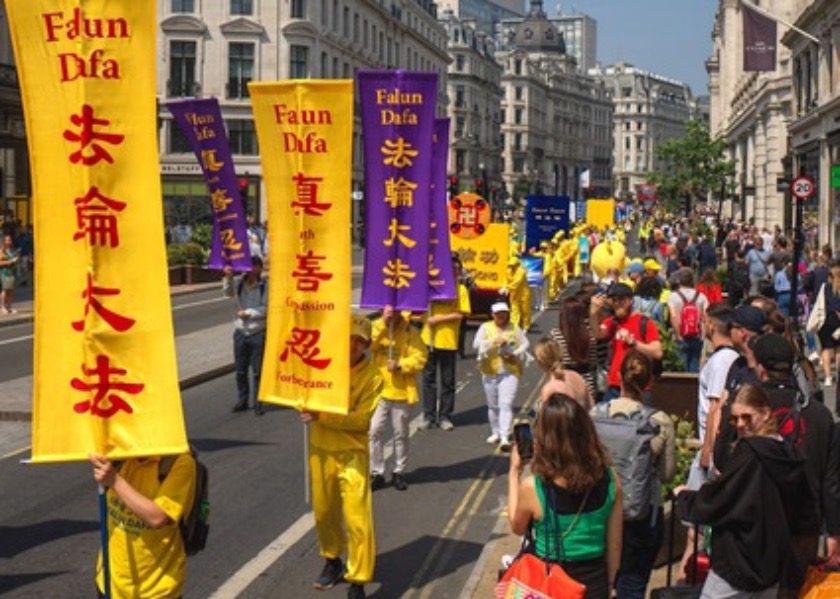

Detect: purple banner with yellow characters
[359, 70, 437, 311]
[430, 118, 456, 301]
[166, 98, 252, 271]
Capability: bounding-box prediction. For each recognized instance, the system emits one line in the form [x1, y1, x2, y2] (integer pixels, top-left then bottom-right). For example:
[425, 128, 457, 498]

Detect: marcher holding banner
[300, 315, 382, 599]
[90, 452, 196, 599]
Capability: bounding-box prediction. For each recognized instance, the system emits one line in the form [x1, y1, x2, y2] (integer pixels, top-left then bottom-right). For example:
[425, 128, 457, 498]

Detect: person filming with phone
[507, 394, 623, 598]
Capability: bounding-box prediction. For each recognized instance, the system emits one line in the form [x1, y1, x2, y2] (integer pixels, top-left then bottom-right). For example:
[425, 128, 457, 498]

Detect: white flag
[580, 169, 591, 190]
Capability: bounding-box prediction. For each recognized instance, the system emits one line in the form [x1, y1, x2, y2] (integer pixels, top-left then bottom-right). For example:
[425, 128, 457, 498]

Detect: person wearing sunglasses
[674, 384, 812, 598]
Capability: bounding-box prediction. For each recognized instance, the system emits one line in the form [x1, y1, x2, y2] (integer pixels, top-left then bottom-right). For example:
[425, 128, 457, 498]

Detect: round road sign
[791, 176, 815, 200]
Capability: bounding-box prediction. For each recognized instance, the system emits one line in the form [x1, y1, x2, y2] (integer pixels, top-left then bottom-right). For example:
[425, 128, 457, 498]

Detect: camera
[512, 421, 534, 461]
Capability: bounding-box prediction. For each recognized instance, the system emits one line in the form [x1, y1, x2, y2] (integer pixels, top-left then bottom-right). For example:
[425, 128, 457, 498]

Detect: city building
[157, 0, 450, 241]
[548, 13, 597, 72]
[706, 0, 794, 230]
[496, 0, 613, 200]
[435, 0, 522, 37]
[439, 10, 504, 208]
[0, 4, 28, 226]
[589, 63, 695, 201]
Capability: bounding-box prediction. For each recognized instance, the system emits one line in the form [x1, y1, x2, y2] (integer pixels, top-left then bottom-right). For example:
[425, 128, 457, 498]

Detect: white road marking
[0, 334, 32, 347]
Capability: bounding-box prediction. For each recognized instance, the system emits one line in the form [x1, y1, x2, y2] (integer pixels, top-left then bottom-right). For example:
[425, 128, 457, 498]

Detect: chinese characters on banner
[249, 81, 352, 415]
[6, 1, 187, 462]
[359, 71, 437, 311]
[450, 223, 510, 290]
[525, 194, 570, 250]
[429, 118, 456, 301]
[167, 98, 252, 270]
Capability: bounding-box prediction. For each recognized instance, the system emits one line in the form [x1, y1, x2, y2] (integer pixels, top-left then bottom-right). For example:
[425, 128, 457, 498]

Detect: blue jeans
[234, 329, 266, 404]
[681, 337, 703, 373]
[422, 348, 457, 423]
[616, 508, 665, 599]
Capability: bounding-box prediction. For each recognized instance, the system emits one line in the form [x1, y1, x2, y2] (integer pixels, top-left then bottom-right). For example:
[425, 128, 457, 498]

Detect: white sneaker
[499, 438, 512, 452]
[825, 376, 835, 387]
[486, 433, 500, 444]
[808, 351, 820, 363]
[439, 418, 455, 431]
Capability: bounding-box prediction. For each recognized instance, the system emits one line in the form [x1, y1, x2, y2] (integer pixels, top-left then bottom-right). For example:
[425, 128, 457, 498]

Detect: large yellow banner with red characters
[7, 1, 187, 462]
[450, 223, 510, 289]
[250, 81, 352, 415]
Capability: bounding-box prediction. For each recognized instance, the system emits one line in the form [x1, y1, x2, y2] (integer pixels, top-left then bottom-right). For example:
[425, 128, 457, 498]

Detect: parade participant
[223, 256, 268, 415]
[500, 256, 531, 330]
[420, 272, 471, 430]
[550, 295, 599, 400]
[590, 283, 662, 403]
[0, 233, 19, 314]
[369, 305, 427, 491]
[675, 385, 813, 599]
[597, 351, 675, 599]
[508, 394, 623, 599]
[534, 336, 592, 409]
[474, 302, 530, 450]
[300, 314, 383, 599]
[90, 451, 197, 599]
[667, 269, 709, 373]
[452, 255, 475, 359]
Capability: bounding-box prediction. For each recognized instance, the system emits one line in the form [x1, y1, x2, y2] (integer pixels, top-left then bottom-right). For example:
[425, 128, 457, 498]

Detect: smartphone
[513, 421, 534, 461]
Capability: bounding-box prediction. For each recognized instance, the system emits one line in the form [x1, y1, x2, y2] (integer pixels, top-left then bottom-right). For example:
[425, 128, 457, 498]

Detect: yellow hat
[508, 256, 520, 266]
[540, 241, 549, 248]
[643, 258, 661, 272]
[350, 314, 371, 341]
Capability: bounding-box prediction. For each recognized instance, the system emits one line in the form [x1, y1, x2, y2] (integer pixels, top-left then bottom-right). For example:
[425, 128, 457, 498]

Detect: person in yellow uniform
[90, 451, 197, 599]
[369, 305, 428, 491]
[420, 275, 471, 430]
[501, 256, 531, 330]
[300, 314, 383, 599]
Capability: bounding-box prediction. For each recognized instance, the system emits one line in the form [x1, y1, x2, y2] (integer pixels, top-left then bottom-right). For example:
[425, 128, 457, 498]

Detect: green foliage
[648, 119, 737, 213]
[191, 222, 214, 252]
[716, 266, 729, 290]
[167, 242, 207, 266]
[662, 414, 698, 501]
[652, 320, 686, 372]
[513, 175, 530, 201]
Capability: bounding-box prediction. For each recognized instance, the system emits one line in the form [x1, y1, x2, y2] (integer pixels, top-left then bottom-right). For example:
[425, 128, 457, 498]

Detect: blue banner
[574, 200, 586, 223]
[525, 194, 570, 250]
[520, 256, 544, 286]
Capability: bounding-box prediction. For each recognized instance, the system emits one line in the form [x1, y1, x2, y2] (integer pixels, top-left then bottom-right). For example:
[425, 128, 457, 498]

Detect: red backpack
[677, 290, 701, 338]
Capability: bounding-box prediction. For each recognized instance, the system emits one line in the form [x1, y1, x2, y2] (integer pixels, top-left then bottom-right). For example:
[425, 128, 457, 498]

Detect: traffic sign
[791, 176, 815, 200]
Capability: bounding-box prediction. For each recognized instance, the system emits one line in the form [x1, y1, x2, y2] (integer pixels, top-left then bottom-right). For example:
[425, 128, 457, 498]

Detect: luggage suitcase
[649, 495, 703, 599]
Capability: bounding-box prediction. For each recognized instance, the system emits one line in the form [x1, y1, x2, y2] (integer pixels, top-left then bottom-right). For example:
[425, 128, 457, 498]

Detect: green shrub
[167, 244, 186, 266]
[662, 414, 698, 501]
[191, 222, 214, 252]
[167, 242, 207, 266]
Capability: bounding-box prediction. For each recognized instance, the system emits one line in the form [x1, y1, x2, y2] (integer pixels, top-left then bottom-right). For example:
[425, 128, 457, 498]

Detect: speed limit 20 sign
[792, 176, 815, 200]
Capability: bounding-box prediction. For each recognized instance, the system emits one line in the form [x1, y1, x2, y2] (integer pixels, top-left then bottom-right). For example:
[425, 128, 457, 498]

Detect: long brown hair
[620, 350, 652, 401]
[733, 384, 777, 437]
[531, 393, 609, 493]
[557, 296, 590, 364]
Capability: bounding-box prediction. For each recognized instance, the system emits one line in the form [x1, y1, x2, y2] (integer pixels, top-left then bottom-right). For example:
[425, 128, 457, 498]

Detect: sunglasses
[727, 412, 754, 427]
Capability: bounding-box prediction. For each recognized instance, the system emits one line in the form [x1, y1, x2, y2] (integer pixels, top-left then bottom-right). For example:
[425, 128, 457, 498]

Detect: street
[0, 277, 551, 598]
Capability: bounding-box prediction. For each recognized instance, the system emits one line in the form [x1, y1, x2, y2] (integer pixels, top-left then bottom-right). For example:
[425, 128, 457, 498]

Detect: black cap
[731, 305, 766, 334]
[606, 282, 634, 298]
[752, 333, 795, 372]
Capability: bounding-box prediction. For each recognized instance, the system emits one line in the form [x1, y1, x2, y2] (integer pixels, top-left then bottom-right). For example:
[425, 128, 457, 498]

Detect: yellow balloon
[590, 240, 626, 278]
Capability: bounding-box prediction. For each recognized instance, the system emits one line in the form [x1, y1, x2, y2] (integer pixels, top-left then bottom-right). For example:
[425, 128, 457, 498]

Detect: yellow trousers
[510, 288, 532, 330]
[310, 447, 375, 584]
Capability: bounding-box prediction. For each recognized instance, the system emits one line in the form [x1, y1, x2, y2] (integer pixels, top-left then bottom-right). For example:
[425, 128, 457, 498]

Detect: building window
[168, 122, 192, 153]
[228, 43, 254, 99]
[514, 108, 522, 124]
[514, 133, 522, 151]
[624, 122, 630, 131]
[168, 41, 197, 97]
[172, 0, 194, 12]
[343, 6, 349, 37]
[514, 59, 522, 75]
[291, 0, 306, 18]
[456, 54, 465, 70]
[290, 45, 309, 78]
[455, 86, 464, 108]
[231, 0, 253, 15]
[515, 86, 523, 100]
[227, 120, 258, 155]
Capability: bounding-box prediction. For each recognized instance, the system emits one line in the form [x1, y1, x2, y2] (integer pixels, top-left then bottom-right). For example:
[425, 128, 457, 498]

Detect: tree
[648, 119, 736, 215]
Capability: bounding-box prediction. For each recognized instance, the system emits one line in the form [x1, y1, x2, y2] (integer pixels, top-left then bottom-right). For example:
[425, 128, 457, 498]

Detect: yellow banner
[451, 223, 509, 289]
[250, 81, 351, 414]
[586, 198, 616, 230]
[6, 1, 187, 462]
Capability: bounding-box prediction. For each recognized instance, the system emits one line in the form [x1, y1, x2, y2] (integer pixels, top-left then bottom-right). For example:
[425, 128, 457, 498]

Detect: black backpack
[159, 448, 210, 556]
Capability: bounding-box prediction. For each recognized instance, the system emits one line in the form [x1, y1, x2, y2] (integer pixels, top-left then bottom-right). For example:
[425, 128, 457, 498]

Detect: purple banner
[359, 71, 437, 311]
[430, 118, 456, 301]
[743, 3, 776, 72]
[166, 98, 252, 271]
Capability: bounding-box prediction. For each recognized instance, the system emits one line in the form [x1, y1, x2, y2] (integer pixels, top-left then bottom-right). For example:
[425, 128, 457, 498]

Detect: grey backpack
[592, 403, 660, 521]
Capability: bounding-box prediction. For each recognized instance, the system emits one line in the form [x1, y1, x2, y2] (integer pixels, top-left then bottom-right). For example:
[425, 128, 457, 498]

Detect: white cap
[491, 302, 510, 314]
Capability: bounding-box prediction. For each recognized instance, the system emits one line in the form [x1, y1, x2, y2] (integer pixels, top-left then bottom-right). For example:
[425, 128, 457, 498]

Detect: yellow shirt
[310, 355, 382, 453]
[421, 284, 471, 350]
[370, 317, 428, 404]
[97, 455, 196, 599]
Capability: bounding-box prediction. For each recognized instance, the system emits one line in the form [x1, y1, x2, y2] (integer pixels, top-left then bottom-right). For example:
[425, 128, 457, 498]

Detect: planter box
[168, 265, 223, 286]
[651, 372, 699, 429]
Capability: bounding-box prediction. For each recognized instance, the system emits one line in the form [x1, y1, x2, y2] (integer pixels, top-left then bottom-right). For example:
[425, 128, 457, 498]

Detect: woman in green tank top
[508, 393, 623, 599]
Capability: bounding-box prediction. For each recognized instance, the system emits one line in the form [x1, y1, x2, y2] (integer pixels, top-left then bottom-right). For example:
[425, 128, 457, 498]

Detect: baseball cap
[491, 302, 511, 314]
[606, 282, 634, 298]
[730, 305, 766, 334]
[625, 262, 645, 275]
[751, 333, 794, 372]
[350, 314, 371, 341]
[643, 258, 661, 272]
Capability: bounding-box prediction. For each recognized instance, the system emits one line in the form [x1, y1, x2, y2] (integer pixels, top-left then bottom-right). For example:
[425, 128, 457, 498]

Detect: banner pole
[98, 484, 112, 599]
[303, 423, 310, 505]
[742, 0, 819, 43]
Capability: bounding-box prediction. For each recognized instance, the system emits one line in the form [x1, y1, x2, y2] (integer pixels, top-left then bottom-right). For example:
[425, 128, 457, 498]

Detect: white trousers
[482, 372, 519, 440]
[369, 399, 410, 475]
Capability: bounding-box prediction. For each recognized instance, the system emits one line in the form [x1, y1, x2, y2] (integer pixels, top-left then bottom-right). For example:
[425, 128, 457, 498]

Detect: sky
[549, 0, 718, 95]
